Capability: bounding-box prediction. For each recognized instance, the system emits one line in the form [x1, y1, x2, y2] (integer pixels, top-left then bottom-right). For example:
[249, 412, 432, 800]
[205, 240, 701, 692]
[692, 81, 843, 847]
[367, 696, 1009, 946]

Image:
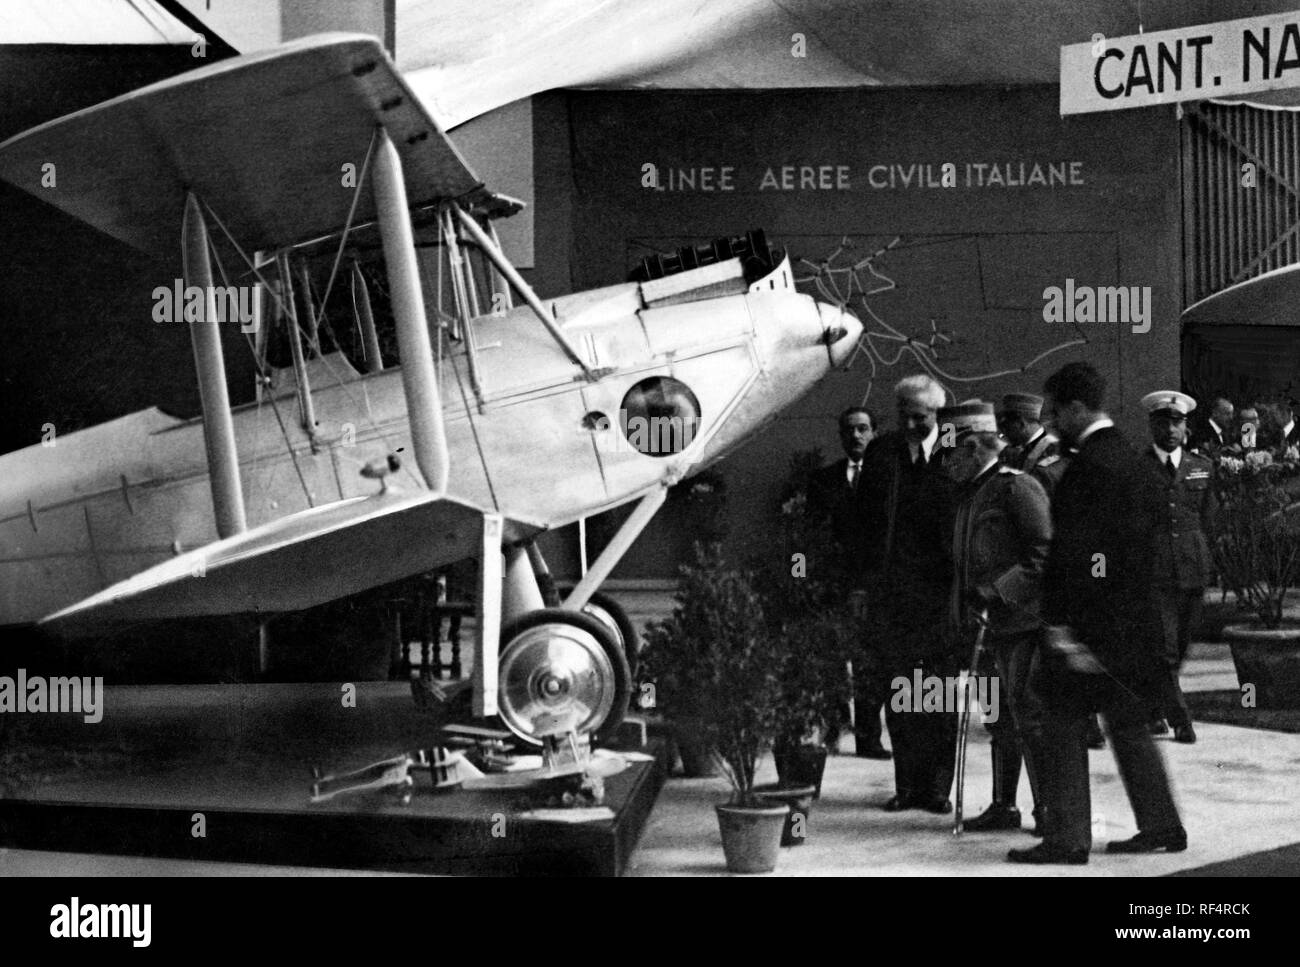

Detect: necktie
[848, 462, 860, 489]
[1165, 457, 1177, 480]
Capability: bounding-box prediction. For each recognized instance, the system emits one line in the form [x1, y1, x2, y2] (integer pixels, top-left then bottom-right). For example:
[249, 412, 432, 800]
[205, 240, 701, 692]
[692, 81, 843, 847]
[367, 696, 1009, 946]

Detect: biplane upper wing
[0, 33, 497, 257]
[40, 491, 545, 636]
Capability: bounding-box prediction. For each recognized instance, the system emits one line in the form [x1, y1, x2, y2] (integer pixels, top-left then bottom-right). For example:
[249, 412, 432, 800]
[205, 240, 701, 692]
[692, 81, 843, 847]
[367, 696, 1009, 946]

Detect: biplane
[0, 34, 861, 764]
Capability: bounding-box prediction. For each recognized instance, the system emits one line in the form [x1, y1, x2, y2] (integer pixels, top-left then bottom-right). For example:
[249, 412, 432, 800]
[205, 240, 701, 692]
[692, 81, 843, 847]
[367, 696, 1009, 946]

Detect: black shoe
[882, 794, 918, 812]
[922, 797, 953, 814]
[962, 803, 1021, 831]
[1149, 719, 1170, 736]
[1173, 723, 1197, 744]
[857, 743, 893, 760]
[1007, 844, 1088, 865]
[1106, 829, 1187, 854]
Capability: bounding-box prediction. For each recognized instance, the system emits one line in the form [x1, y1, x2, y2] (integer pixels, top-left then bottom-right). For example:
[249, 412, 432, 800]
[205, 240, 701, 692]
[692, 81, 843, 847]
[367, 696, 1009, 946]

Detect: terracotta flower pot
[671, 720, 720, 776]
[752, 783, 815, 847]
[716, 802, 789, 873]
[1224, 622, 1300, 709]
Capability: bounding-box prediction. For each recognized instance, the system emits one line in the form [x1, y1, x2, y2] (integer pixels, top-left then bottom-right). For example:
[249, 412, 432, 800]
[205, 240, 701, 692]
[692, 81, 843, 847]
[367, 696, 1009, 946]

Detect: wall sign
[1061, 10, 1300, 114]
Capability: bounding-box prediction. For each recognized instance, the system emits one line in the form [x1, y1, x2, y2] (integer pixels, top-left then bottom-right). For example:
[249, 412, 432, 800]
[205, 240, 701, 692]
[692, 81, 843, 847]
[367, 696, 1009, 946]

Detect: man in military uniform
[1000, 391, 1070, 516]
[1141, 390, 1217, 745]
[946, 402, 1052, 832]
[997, 393, 1060, 473]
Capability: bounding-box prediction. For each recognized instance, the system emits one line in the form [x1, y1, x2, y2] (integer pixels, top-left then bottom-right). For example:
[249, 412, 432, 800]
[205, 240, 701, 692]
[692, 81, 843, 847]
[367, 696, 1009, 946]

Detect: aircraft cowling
[682, 290, 861, 473]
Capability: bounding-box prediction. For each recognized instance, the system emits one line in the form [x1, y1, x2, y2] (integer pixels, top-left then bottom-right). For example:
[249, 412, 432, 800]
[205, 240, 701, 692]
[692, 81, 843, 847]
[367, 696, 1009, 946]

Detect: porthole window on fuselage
[619, 377, 701, 457]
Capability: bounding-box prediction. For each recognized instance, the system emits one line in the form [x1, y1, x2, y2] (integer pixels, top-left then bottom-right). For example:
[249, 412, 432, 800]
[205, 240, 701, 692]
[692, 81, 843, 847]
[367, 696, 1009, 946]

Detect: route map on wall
[787, 233, 1097, 405]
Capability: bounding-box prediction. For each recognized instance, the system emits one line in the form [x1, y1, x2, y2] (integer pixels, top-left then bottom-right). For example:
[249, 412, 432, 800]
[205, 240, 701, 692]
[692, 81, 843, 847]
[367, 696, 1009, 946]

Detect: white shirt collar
[1077, 417, 1114, 447]
[1209, 418, 1223, 437]
[1286, 420, 1296, 438]
[1153, 443, 1182, 467]
[909, 424, 939, 463]
[846, 459, 862, 482]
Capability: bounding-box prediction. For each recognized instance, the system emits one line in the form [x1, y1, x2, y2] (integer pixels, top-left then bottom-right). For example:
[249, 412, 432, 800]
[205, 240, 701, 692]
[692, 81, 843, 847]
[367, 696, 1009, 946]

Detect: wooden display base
[0, 682, 665, 876]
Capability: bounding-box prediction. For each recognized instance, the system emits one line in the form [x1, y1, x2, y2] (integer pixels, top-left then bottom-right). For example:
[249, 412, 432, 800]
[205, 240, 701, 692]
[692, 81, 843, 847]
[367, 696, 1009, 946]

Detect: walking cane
[953, 606, 990, 836]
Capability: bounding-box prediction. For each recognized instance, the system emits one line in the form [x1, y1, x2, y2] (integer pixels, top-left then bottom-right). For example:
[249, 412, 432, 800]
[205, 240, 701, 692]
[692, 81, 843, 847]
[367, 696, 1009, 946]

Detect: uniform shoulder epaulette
[1036, 454, 1061, 467]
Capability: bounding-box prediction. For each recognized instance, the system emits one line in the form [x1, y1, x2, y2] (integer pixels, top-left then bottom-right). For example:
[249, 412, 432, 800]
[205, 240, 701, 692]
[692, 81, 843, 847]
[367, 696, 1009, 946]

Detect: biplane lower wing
[40, 492, 545, 636]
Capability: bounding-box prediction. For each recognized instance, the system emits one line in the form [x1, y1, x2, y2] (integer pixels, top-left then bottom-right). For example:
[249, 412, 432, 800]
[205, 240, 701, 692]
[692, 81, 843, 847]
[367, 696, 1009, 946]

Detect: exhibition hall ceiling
[395, 0, 1300, 126]
[10, 1, 1300, 127]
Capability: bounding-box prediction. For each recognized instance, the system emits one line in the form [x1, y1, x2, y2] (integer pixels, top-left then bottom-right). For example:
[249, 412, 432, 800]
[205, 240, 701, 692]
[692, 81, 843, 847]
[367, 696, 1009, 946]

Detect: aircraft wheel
[497, 608, 631, 747]
[570, 590, 640, 686]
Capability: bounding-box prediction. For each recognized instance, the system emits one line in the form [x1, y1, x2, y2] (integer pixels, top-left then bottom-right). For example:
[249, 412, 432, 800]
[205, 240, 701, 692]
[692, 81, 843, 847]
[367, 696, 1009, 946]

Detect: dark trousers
[853, 666, 891, 749]
[1035, 679, 1183, 852]
[1153, 586, 1202, 727]
[884, 656, 958, 801]
[982, 631, 1043, 809]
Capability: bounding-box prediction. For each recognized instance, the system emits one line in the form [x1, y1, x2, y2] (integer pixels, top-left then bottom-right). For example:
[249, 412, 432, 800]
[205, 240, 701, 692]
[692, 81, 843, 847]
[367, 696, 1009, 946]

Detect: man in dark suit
[807, 407, 891, 759]
[858, 375, 958, 812]
[1189, 397, 1234, 455]
[947, 402, 1052, 833]
[1009, 362, 1186, 864]
[1267, 399, 1300, 450]
[1003, 392, 1104, 751]
[1141, 391, 1217, 745]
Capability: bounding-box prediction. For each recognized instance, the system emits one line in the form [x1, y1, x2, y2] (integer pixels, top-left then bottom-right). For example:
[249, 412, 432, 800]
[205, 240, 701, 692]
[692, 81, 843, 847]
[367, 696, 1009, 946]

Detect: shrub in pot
[755, 449, 857, 799]
[641, 542, 788, 872]
[638, 553, 718, 777]
[1209, 444, 1300, 708]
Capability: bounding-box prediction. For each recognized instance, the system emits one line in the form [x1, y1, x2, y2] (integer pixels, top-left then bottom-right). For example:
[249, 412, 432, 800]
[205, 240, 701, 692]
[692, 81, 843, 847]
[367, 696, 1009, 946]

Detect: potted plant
[757, 449, 855, 799]
[640, 542, 789, 873]
[636, 554, 717, 778]
[1210, 444, 1300, 708]
[751, 605, 838, 846]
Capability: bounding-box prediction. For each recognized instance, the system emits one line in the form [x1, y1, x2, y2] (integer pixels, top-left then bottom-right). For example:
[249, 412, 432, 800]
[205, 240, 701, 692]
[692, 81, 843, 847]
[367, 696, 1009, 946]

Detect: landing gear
[495, 608, 631, 747]
[559, 587, 640, 685]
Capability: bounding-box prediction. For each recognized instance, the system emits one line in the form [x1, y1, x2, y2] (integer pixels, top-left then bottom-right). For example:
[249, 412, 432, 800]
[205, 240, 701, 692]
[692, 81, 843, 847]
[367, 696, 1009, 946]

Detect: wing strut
[182, 193, 247, 538]
[563, 486, 669, 610]
[276, 250, 319, 448]
[452, 204, 596, 379]
[374, 126, 449, 493]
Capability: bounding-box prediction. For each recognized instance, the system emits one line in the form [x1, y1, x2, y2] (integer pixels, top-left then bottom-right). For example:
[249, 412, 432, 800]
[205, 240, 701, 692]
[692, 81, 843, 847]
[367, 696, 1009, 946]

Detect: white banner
[1061, 10, 1300, 114]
